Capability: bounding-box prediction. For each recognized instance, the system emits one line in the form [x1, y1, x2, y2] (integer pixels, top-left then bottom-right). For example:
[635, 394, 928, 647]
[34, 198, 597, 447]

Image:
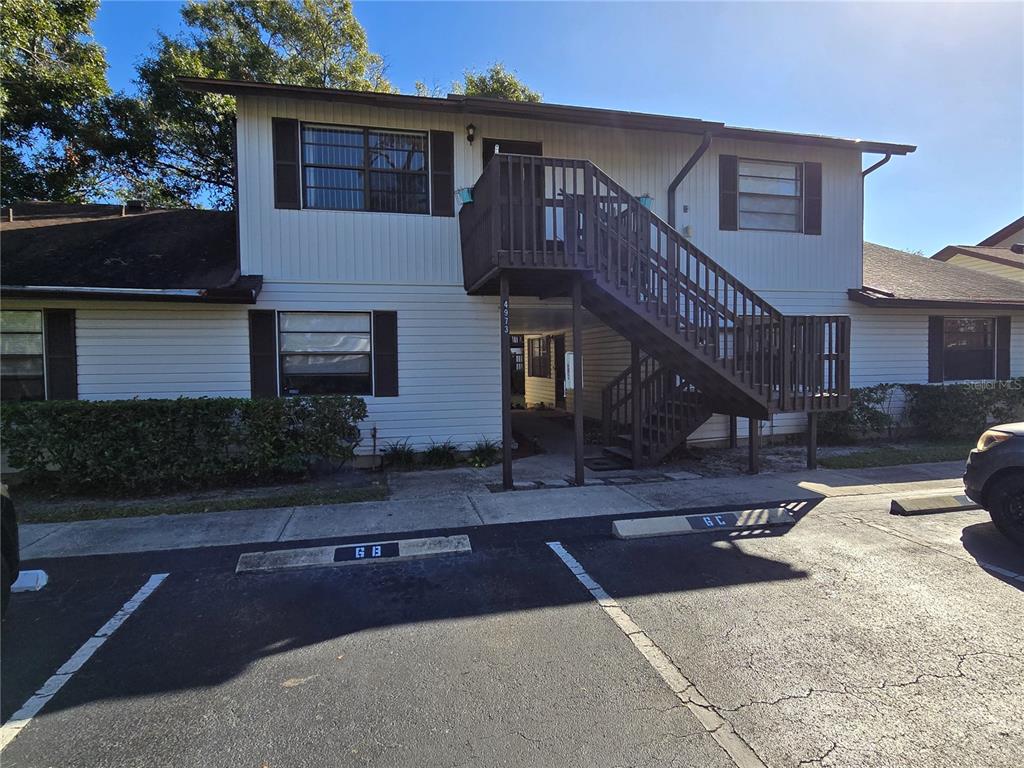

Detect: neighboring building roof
[932, 244, 1024, 271]
[978, 215, 1024, 247]
[851, 242, 1024, 310]
[179, 77, 916, 156]
[0, 202, 261, 304]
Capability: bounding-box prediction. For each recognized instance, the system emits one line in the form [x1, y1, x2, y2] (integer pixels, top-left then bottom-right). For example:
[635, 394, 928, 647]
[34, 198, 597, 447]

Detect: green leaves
[819, 380, 1024, 445]
[107, 0, 395, 207]
[454, 63, 541, 103]
[0, 395, 368, 495]
[1, 0, 113, 203]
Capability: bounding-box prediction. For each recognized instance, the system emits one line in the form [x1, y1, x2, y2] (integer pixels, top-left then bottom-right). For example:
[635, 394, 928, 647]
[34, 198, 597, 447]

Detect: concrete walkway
[19, 461, 966, 560]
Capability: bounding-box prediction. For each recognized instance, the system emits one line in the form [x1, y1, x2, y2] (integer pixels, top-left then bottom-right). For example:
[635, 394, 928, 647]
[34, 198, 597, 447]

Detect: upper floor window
[279, 311, 373, 395]
[301, 125, 428, 214]
[0, 310, 44, 401]
[737, 159, 802, 232]
[943, 317, 995, 381]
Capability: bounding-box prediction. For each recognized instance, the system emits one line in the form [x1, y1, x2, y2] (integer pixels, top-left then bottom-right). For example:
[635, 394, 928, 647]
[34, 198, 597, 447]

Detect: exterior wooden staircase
[600, 354, 712, 464]
[460, 153, 851, 465]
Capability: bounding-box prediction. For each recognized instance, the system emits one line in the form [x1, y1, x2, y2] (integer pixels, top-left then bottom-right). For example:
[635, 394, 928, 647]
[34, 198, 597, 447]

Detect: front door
[482, 138, 543, 165]
[553, 334, 566, 409]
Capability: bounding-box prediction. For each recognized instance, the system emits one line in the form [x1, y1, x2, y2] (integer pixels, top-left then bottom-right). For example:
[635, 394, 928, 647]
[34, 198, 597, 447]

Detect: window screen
[943, 317, 995, 381]
[302, 125, 428, 214]
[1, 310, 45, 401]
[738, 159, 802, 232]
[279, 312, 373, 395]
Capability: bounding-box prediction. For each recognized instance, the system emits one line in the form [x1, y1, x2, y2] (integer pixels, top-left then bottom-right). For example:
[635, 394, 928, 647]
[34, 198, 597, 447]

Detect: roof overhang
[179, 77, 916, 156]
[848, 287, 1024, 311]
[1, 275, 263, 305]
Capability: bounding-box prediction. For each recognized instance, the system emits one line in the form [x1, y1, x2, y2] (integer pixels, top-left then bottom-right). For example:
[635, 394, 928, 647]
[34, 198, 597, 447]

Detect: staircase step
[603, 445, 635, 461]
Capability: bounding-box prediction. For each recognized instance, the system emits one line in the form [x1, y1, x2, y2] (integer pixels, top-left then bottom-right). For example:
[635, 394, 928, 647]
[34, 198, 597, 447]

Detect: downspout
[668, 131, 713, 229]
[861, 153, 892, 177]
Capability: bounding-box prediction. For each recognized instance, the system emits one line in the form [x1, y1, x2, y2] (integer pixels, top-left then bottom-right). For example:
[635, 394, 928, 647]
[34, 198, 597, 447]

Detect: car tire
[988, 472, 1024, 547]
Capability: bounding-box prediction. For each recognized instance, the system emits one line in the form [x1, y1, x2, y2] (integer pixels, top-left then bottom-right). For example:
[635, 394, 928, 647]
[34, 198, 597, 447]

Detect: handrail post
[779, 316, 789, 411]
[631, 341, 642, 469]
[583, 163, 595, 269]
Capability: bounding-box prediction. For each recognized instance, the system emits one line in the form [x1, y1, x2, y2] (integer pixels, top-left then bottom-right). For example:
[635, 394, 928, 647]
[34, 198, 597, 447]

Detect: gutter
[862, 153, 893, 177]
[667, 132, 712, 229]
[1, 278, 262, 305]
[847, 288, 1024, 311]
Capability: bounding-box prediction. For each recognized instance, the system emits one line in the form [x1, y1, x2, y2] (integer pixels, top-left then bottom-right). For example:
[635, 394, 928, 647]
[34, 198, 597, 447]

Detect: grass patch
[14, 481, 388, 524]
[818, 441, 972, 470]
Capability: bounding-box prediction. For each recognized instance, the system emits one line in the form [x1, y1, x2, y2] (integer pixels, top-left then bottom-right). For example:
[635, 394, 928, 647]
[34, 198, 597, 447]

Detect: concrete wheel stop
[889, 493, 980, 516]
[612, 507, 795, 540]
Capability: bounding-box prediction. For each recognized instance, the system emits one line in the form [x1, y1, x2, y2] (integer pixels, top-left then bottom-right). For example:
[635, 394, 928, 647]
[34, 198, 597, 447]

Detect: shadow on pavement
[960, 521, 1024, 591]
[2, 500, 817, 723]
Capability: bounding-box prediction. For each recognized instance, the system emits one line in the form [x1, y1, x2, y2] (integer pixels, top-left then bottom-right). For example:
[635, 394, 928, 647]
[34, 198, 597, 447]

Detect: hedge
[1, 396, 367, 495]
[818, 379, 1024, 445]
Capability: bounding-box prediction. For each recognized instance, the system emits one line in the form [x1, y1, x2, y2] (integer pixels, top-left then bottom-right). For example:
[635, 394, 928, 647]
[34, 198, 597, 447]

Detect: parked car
[2, 484, 19, 616]
[964, 423, 1024, 545]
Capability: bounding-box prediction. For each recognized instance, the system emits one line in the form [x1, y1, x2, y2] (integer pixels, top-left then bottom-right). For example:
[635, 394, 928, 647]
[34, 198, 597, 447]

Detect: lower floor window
[943, 317, 995, 380]
[1, 310, 45, 401]
[279, 311, 372, 395]
[527, 336, 550, 378]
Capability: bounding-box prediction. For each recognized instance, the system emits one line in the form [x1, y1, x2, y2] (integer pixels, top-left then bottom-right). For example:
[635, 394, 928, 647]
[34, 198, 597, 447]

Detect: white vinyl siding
[0, 300, 251, 400]
[255, 281, 501, 451]
[237, 96, 865, 292]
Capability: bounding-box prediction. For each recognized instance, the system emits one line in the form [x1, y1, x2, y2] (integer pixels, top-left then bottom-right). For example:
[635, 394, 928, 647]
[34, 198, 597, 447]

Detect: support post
[806, 411, 818, 470]
[728, 415, 738, 449]
[500, 274, 513, 490]
[631, 342, 642, 469]
[572, 275, 585, 486]
[747, 417, 760, 475]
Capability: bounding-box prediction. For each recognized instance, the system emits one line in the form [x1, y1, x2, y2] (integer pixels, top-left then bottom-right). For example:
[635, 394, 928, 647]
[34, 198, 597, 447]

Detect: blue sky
[94, 0, 1023, 255]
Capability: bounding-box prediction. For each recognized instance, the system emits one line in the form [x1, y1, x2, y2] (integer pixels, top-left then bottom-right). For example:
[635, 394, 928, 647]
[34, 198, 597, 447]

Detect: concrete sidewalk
[19, 461, 966, 560]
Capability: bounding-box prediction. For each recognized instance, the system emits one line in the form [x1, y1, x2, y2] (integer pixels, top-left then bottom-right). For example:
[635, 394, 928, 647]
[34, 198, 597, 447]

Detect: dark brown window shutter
[804, 162, 822, 235]
[43, 309, 77, 400]
[996, 316, 1011, 380]
[430, 130, 455, 217]
[249, 310, 278, 398]
[718, 155, 738, 231]
[272, 118, 301, 210]
[927, 316, 944, 383]
[373, 311, 398, 397]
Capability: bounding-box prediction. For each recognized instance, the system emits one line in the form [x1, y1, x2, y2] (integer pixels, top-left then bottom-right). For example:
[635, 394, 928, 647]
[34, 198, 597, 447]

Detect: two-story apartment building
[3, 79, 1022, 487]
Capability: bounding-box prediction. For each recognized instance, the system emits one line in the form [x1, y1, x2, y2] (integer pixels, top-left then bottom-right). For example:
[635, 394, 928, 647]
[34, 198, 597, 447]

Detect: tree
[108, 0, 394, 208]
[453, 63, 541, 102]
[0, 0, 111, 203]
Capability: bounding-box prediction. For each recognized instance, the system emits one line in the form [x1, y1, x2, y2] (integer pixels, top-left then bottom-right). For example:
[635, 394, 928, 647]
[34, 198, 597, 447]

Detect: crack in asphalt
[716, 650, 1017, 715]
[796, 740, 838, 767]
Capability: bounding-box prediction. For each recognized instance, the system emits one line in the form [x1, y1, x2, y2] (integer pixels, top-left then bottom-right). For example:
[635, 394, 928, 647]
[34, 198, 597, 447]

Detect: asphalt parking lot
[2, 494, 1022, 768]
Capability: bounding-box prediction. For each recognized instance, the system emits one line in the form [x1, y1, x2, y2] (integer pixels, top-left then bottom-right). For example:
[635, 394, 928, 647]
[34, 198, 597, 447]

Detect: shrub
[902, 379, 1024, 440]
[818, 384, 899, 445]
[422, 439, 458, 467]
[381, 439, 416, 469]
[1, 396, 366, 495]
[467, 438, 501, 468]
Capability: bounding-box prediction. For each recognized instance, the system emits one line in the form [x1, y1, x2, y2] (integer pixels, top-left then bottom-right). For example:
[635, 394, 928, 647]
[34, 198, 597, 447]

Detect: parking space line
[546, 542, 766, 768]
[0, 573, 169, 751]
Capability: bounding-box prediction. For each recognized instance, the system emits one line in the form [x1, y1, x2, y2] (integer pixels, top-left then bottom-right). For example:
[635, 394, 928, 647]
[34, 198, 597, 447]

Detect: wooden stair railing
[459, 154, 852, 414]
[601, 354, 712, 464]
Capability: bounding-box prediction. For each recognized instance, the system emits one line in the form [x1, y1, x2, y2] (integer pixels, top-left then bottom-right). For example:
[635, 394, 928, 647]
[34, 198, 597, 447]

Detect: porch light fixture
[638, 194, 654, 209]
[465, 123, 476, 144]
